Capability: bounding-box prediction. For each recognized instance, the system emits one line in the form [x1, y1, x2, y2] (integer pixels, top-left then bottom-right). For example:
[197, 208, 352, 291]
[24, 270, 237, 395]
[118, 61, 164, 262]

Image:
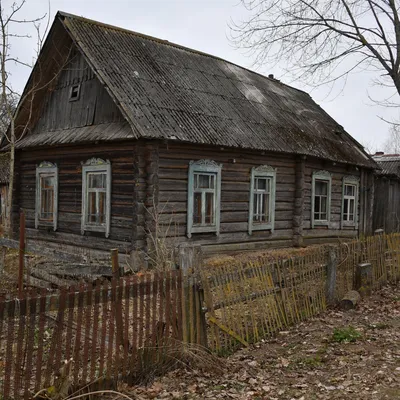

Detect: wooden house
[7, 12, 377, 265]
[372, 152, 400, 233]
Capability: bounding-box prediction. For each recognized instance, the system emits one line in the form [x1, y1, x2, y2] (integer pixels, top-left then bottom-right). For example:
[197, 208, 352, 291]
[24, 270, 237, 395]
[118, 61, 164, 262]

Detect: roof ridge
[56, 11, 310, 97]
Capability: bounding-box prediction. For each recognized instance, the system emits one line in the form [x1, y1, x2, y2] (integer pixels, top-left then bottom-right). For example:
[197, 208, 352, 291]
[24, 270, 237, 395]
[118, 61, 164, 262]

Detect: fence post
[18, 209, 26, 298]
[111, 248, 124, 349]
[111, 248, 120, 278]
[178, 244, 208, 347]
[325, 246, 337, 305]
[355, 263, 372, 296]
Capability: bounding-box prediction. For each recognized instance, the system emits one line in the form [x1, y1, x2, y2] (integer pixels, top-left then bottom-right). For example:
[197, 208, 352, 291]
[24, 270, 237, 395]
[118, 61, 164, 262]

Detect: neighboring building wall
[373, 176, 400, 233]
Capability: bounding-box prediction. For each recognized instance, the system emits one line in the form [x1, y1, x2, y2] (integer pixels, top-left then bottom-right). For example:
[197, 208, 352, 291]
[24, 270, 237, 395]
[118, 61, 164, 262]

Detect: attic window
[69, 84, 81, 101]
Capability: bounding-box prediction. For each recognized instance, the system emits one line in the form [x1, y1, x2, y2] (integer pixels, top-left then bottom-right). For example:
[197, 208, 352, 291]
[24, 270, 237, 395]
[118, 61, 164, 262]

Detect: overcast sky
[6, 0, 399, 152]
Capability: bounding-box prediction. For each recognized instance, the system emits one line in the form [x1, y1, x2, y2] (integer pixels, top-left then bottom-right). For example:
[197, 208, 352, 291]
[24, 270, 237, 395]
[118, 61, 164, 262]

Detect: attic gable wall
[32, 48, 124, 134]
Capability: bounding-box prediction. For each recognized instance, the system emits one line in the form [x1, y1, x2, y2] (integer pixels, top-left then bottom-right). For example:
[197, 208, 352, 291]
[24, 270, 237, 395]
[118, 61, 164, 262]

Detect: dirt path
[129, 285, 400, 400]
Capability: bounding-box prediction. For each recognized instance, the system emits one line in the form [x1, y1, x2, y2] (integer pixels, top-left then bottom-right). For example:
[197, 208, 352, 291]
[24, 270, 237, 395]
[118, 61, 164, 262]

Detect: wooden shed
[6, 12, 377, 265]
[372, 152, 400, 233]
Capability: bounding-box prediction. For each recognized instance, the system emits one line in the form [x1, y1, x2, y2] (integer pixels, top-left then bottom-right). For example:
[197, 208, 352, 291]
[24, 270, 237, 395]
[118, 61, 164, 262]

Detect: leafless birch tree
[231, 0, 400, 99]
[0, 0, 49, 234]
[0, 1, 73, 235]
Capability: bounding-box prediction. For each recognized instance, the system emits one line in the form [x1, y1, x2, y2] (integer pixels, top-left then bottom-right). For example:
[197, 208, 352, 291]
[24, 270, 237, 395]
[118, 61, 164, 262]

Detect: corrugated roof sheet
[15, 122, 134, 149]
[18, 11, 377, 168]
[373, 154, 400, 177]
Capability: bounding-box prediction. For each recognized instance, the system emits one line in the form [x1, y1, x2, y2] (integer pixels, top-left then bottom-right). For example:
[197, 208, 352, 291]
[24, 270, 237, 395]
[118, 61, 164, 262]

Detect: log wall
[16, 142, 137, 254]
[13, 138, 373, 259]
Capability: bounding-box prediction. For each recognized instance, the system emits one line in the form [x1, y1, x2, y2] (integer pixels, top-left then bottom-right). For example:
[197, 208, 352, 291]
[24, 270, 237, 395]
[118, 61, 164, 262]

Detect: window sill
[82, 224, 108, 237]
[341, 222, 357, 228]
[188, 225, 218, 238]
[313, 220, 330, 227]
[249, 224, 273, 234]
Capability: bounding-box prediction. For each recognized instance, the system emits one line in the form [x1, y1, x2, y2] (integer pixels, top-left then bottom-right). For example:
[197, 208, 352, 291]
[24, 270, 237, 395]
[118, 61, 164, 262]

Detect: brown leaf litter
[123, 285, 400, 400]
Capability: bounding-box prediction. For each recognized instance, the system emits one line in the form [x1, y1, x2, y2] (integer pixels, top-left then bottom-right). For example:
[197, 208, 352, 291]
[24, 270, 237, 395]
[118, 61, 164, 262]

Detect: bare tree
[383, 123, 400, 153]
[0, 0, 49, 234]
[231, 0, 400, 99]
[0, 1, 72, 235]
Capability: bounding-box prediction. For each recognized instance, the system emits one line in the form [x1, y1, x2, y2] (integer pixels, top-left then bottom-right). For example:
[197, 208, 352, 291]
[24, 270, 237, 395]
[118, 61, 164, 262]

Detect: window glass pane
[40, 175, 55, 221]
[256, 178, 267, 191]
[193, 192, 202, 224]
[320, 196, 327, 213]
[89, 173, 106, 189]
[264, 193, 270, 222]
[42, 176, 54, 189]
[345, 184, 355, 197]
[205, 192, 214, 224]
[343, 198, 349, 220]
[99, 192, 106, 224]
[315, 180, 328, 195]
[198, 174, 210, 189]
[88, 192, 97, 223]
[209, 175, 215, 189]
[349, 199, 355, 221]
[253, 193, 259, 221]
[314, 196, 321, 213]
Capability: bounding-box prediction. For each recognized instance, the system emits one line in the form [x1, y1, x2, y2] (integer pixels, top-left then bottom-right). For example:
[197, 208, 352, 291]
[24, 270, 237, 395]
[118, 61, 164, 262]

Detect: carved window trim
[341, 176, 359, 228]
[248, 165, 276, 234]
[311, 170, 332, 228]
[35, 161, 58, 231]
[81, 158, 112, 238]
[187, 159, 222, 238]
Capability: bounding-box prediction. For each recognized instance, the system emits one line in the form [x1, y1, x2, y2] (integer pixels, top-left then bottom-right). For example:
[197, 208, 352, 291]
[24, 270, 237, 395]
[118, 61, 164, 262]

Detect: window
[69, 84, 81, 101]
[311, 170, 332, 228]
[35, 162, 58, 230]
[81, 158, 111, 237]
[248, 165, 276, 234]
[187, 160, 222, 238]
[342, 176, 359, 227]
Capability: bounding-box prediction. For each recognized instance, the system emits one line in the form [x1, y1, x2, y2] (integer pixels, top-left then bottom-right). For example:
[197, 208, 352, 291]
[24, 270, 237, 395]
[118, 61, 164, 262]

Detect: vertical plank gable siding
[157, 142, 295, 250]
[17, 142, 137, 252]
[33, 50, 123, 134]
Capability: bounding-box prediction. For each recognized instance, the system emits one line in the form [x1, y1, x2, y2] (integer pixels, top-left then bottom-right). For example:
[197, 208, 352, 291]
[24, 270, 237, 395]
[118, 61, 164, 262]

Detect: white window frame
[35, 161, 58, 231]
[187, 159, 222, 238]
[311, 170, 332, 228]
[248, 165, 276, 234]
[81, 158, 111, 238]
[341, 176, 359, 228]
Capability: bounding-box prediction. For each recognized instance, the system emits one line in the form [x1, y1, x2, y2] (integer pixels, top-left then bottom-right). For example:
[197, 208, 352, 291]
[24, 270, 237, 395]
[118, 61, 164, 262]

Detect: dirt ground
[128, 285, 400, 400]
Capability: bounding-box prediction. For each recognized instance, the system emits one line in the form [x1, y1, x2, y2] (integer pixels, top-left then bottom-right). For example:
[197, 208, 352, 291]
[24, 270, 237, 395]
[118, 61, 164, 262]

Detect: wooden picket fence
[1, 233, 400, 398]
[200, 233, 400, 353]
[0, 270, 205, 399]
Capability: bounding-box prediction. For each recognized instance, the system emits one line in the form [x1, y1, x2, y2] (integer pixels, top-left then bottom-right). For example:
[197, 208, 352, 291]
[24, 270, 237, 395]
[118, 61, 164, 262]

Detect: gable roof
[15, 11, 376, 168]
[372, 153, 400, 178]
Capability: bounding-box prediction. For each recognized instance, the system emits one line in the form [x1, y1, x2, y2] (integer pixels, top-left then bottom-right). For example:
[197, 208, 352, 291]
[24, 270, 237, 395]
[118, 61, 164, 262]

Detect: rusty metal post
[111, 248, 124, 348]
[111, 248, 119, 278]
[18, 209, 26, 298]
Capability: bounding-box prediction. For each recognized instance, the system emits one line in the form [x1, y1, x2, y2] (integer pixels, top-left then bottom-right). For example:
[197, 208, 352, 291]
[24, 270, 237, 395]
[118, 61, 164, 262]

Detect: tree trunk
[6, 118, 15, 237]
[340, 290, 361, 310]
